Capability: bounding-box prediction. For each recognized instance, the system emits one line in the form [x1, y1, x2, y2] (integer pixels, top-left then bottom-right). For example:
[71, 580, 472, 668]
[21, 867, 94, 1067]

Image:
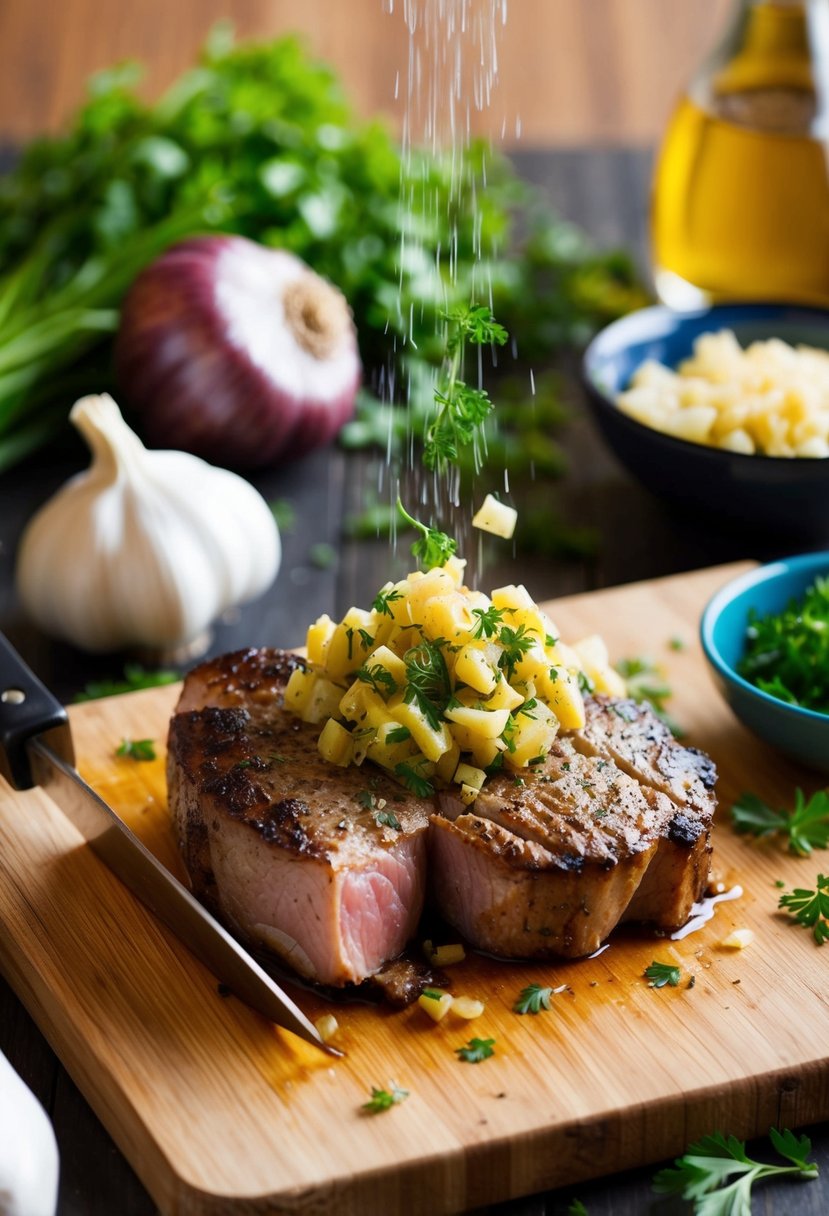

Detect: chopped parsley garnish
[356, 790, 376, 810]
[362, 1083, 409, 1113]
[75, 665, 178, 702]
[517, 698, 538, 718]
[731, 788, 829, 856]
[778, 874, 829, 944]
[396, 498, 457, 570]
[115, 738, 156, 761]
[394, 761, 435, 799]
[652, 1128, 818, 1212]
[374, 808, 402, 831]
[471, 605, 506, 639]
[421, 988, 444, 1001]
[386, 725, 412, 744]
[455, 1036, 496, 1063]
[372, 587, 404, 617]
[497, 623, 534, 680]
[403, 639, 452, 729]
[514, 983, 553, 1014]
[577, 670, 595, 694]
[737, 576, 829, 713]
[356, 663, 399, 697]
[644, 961, 681, 988]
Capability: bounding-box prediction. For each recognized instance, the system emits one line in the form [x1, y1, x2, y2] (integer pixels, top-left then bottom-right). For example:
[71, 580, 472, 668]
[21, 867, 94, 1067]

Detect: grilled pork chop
[167, 648, 432, 987]
[429, 701, 715, 959]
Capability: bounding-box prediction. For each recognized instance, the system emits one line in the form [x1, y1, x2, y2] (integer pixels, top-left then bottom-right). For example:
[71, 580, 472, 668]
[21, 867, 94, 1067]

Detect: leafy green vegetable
[731, 788, 829, 856]
[738, 577, 829, 713]
[374, 808, 402, 831]
[778, 874, 829, 944]
[644, 961, 681, 989]
[361, 1083, 409, 1113]
[74, 664, 179, 701]
[0, 28, 645, 472]
[652, 1128, 818, 1214]
[455, 1037, 496, 1063]
[423, 304, 507, 474]
[115, 737, 156, 761]
[396, 499, 457, 571]
[514, 983, 553, 1015]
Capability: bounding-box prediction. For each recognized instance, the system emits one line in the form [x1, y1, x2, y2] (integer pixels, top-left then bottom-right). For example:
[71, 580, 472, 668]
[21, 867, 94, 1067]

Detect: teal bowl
[700, 552, 829, 772]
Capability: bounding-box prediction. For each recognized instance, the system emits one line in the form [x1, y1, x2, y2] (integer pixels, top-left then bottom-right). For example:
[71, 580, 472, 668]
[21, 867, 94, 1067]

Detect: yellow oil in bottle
[652, 0, 829, 307]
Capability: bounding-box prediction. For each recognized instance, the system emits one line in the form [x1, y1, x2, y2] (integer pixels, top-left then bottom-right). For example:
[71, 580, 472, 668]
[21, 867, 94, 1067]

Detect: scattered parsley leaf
[731, 789, 829, 856]
[403, 639, 452, 729]
[471, 605, 506, 639]
[75, 665, 178, 702]
[497, 623, 535, 681]
[362, 1083, 409, 1113]
[372, 587, 404, 617]
[115, 738, 156, 761]
[356, 663, 399, 697]
[356, 790, 376, 810]
[394, 761, 435, 799]
[308, 542, 337, 570]
[668, 636, 686, 651]
[374, 808, 402, 831]
[652, 1127, 818, 1211]
[455, 1037, 496, 1063]
[514, 983, 553, 1014]
[644, 961, 681, 988]
[567, 1202, 589, 1216]
[778, 874, 829, 944]
[386, 725, 412, 744]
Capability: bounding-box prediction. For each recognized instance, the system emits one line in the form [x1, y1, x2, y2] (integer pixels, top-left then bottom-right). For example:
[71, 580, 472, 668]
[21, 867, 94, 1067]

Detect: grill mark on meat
[168, 647, 432, 986]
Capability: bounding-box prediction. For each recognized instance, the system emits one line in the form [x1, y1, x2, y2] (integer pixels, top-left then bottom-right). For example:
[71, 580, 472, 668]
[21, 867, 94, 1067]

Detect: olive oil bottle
[651, 0, 829, 307]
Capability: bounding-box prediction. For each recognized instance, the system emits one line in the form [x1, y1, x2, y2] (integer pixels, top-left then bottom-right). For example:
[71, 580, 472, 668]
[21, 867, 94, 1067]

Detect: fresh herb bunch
[652, 1128, 818, 1214]
[738, 577, 829, 713]
[731, 788, 829, 856]
[778, 874, 829, 944]
[0, 28, 646, 473]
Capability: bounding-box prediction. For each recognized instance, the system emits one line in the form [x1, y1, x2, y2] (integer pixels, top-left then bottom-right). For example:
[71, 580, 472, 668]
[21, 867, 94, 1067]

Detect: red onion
[115, 236, 361, 468]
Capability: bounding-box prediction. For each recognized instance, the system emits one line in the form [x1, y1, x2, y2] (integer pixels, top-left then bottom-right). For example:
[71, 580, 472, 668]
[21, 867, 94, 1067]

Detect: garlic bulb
[16, 394, 280, 656]
[0, 1049, 59, 1216]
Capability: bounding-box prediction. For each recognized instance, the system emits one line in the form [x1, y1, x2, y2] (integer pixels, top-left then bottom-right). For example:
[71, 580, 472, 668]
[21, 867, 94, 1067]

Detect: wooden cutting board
[1, 561, 828, 1216]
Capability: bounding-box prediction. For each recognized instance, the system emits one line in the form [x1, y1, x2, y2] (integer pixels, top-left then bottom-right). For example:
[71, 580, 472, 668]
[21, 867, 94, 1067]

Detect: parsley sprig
[471, 605, 506, 639]
[455, 1037, 496, 1063]
[731, 789, 829, 856]
[653, 1128, 818, 1212]
[778, 874, 829, 944]
[403, 640, 452, 730]
[423, 304, 508, 474]
[396, 499, 457, 571]
[115, 738, 156, 761]
[644, 961, 681, 988]
[362, 1083, 410, 1113]
[514, 983, 558, 1014]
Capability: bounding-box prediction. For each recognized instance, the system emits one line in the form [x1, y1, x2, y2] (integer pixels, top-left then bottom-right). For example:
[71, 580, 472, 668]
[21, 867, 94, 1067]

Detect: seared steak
[429, 701, 715, 958]
[167, 648, 432, 987]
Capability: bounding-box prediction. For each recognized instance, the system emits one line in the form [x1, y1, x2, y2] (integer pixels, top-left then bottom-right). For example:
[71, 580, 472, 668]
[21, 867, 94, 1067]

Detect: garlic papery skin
[15, 394, 280, 656]
[0, 1049, 59, 1216]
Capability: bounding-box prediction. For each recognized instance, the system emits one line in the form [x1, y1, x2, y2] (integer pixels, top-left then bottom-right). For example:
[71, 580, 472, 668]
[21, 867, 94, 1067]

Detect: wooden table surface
[1, 148, 827, 1215]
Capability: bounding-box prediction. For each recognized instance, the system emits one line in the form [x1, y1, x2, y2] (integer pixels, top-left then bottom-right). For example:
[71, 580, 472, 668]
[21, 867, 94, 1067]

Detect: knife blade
[0, 632, 337, 1056]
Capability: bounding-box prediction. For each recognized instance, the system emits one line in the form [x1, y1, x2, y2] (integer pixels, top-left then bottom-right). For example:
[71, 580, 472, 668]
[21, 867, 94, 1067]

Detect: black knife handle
[0, 633, 73, 789]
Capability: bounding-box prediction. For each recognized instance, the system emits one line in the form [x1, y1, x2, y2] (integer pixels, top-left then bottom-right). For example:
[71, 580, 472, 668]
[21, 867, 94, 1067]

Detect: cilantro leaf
[732, 789, 829, 856]
[455, 1037, 496, 1063]
[362, 1083, 409, 1113]
[644, 961, 681, 988]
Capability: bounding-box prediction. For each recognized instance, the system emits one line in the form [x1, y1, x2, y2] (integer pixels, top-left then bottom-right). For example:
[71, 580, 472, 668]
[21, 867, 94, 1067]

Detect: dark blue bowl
[701, 551, 829, 772]
[582, 303, 829, 537]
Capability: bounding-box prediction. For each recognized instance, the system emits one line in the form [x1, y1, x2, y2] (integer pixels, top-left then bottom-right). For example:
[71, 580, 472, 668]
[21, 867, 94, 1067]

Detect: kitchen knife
[0, 632, 337, 1056]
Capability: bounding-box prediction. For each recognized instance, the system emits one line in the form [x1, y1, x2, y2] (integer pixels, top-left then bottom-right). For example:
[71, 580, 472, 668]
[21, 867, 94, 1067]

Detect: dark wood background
[1, 0, 828, 1211]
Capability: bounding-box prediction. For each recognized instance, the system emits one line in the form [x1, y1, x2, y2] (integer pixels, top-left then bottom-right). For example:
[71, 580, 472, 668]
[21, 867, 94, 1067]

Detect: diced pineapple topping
[418, 988, 453, 1022]
[290, 559, 624, 798]
[472, 493, 518, 539]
